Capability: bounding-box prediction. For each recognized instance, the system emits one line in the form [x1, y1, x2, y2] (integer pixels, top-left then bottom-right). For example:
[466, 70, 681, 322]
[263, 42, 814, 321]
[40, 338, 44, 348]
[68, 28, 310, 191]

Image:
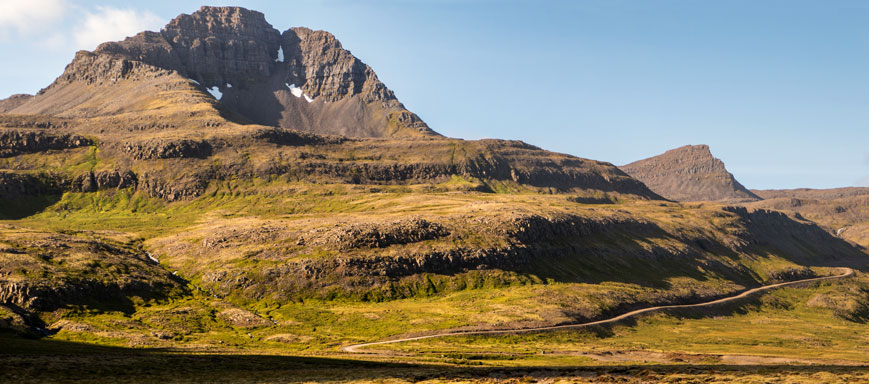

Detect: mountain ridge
[620, 144, 761, 202]
[3, 6, 434, 138]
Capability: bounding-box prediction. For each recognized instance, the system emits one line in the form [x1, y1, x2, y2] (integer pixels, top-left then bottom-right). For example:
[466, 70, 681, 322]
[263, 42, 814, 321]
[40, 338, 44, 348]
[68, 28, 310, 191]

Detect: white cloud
[73, 6, 163, 51]
[0, 0, 69, 36]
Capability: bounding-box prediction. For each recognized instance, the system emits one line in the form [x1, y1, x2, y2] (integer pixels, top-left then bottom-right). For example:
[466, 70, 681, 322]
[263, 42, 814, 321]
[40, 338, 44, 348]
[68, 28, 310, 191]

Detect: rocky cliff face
[148, 205, 861, 303]
[283, 27, 392, 103]
[0, 130, 91, 157]
[620, 145, 760, 202]
[0, 227, 185, 312]
[745, 187, 869, 248]
[160, 7, 282, 86]
[4, 6, 433, 138]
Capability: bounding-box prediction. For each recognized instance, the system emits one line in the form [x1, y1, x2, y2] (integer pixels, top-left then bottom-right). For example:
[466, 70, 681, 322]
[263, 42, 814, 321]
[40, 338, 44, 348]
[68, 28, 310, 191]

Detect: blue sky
[1, 0, 867, 189]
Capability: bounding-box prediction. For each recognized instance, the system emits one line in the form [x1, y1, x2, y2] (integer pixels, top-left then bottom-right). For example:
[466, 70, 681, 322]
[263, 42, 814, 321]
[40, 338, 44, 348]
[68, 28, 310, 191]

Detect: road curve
[342, 268, 855, 353]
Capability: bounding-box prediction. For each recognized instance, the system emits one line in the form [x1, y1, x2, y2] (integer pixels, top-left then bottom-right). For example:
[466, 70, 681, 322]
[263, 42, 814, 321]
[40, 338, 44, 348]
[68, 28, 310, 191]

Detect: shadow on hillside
[1, 335, 866, 382]
[0, 193, 62, 220]
[511, 207, 867, 289]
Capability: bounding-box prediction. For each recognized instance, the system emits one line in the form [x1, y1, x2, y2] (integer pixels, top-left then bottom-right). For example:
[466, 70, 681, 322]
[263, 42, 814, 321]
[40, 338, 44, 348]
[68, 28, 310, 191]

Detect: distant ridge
[620, 144, 761, 202]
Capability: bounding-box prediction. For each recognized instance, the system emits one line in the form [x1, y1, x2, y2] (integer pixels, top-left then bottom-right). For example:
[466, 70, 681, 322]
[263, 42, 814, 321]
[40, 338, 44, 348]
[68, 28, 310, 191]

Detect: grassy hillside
[2, 179, 865, 355]
[748, 188, 869, 248]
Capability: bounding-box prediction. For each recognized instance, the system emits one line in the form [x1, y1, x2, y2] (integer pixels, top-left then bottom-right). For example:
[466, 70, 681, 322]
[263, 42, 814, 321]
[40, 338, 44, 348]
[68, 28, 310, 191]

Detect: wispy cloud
[0, 0, 69, 37]
[0, 2, 165, 51]
[73, 6, 163, 51]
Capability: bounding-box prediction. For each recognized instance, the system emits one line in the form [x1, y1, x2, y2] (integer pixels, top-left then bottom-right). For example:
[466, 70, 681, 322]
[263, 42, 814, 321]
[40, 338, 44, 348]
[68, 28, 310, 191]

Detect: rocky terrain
[0, 7, 866, 379]
[146, 201, 863, 305]
[0, 225, 185, 332]
[746, 187, 869, 247]
[620, 144, 760, 202]
[4, 6, 434, 138]
[0, 6, 660, 204]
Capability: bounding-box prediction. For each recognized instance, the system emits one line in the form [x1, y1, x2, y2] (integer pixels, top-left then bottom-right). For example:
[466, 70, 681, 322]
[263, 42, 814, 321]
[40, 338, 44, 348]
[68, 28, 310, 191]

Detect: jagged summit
[0, 6, 663, 203]
[4, 6, 434, 138]
[620, 144, 761, 202]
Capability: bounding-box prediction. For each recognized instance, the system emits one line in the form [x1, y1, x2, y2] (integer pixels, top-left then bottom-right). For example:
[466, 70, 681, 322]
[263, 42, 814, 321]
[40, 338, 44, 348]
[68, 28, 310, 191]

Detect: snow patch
[225, 83, 232, 88]
[276, 46, 284, 62]
[206, 86, 222, 100]
[190, 79, 200, 85]
[286, 83, 303, 98]
[286, 83, 313, 103]
[146, 252, 159, 264]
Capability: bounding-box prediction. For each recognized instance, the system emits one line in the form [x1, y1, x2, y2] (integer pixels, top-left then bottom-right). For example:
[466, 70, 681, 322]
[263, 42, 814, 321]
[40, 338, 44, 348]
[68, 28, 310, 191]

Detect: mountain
[620, 144, 761, 202]
[0, 6, 660, 202]
[745, 187, 869, 247]
[1, 6, 867, 377]
[4, 6, 433, 138]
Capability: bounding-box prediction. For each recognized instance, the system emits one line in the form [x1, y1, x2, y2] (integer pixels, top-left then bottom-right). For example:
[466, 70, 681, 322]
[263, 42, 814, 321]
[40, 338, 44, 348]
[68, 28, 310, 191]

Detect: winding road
[342, 268, 855, 353]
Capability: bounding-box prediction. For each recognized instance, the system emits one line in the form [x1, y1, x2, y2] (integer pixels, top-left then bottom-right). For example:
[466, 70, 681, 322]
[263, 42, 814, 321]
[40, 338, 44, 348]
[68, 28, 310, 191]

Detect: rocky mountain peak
[620, 144, 761, 202]
[282, 27, 395, 103]
[8, 6, 435, 137]
[159, 6, 282, 86]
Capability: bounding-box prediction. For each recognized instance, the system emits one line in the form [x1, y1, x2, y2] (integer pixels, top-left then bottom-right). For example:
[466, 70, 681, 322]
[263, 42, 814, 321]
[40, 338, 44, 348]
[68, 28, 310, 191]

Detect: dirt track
[342, 268, 855, 353]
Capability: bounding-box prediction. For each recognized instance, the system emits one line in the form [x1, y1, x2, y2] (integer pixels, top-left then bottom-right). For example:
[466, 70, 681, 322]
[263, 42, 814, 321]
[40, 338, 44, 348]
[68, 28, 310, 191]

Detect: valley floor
[3, 336, 868, 383]
[2, 185, 868, 383]
[4, 272, 869, 383]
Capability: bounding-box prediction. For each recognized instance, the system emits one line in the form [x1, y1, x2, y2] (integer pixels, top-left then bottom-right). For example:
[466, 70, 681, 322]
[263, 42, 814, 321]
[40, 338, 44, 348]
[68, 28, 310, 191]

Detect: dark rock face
[122, 138, 212, 160]
[307, 218, 450, 250]
[71, 170, 138, 192]
[92, 7, 280, 87]
[283, 27, 393, 103]
[0, 130, 92, 157]
[620, 145, 760, 202]
[160, 6, 282, 86]
[137, 171, 208, 202]
[14, 5, 435, 138]
[0, 172, 61, 200]
[249, 127, 345, 146]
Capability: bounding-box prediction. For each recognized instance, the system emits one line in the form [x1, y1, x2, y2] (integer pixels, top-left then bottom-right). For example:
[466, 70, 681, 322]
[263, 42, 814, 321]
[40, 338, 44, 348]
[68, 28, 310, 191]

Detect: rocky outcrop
[499, 214, 657, 244]
[257, 154, 654, 195]
[136, 171, 208, 201]
[0, 115, 72, 130]
[620, 145, 760, 202]
[0, 229, 185, 312]
[122, 138, 212, 160]
[0, 130, 91, 157]
[305, 218, 449, 250]
[0, 172, 61, 200]
[250, 127, 346, 146]
[71, 170, 138, 192]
